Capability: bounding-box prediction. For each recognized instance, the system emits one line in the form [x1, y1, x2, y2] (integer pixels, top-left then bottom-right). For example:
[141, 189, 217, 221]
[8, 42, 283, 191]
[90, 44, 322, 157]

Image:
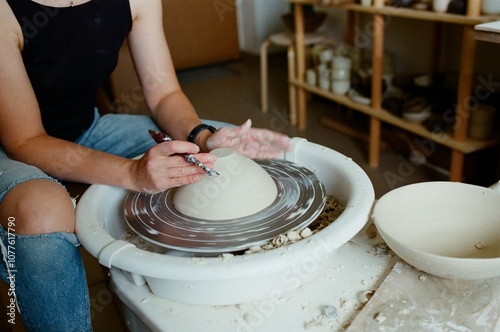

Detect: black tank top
[7, 0, 132, 141]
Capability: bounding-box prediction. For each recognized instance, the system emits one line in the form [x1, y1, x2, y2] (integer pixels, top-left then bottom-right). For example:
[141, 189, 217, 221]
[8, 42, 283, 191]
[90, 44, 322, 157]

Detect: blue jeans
[0, 230, 90, 331]
[0, 111, 227, 331]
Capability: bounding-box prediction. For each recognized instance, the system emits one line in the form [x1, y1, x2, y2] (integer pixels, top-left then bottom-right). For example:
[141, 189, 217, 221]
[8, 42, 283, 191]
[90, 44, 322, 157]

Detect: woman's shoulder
[128, 0, 162, 22]
[0, 0, 23, 50]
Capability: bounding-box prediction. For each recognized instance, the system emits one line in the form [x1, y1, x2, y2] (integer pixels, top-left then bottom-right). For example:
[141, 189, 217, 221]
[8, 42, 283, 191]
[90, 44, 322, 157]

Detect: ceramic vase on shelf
[468, 105, 496, 140]
[318, 69, 331, 91]
[432, 0, 451, 13]
[319, 48, 334, 64]
[482, 0, 500, 15]
[330, 55, 351, 95]
[306, 69, 317, 87]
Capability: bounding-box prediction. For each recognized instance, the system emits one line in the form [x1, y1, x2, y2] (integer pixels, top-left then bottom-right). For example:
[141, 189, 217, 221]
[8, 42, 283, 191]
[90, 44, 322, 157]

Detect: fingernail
[194, 174, 202, 181]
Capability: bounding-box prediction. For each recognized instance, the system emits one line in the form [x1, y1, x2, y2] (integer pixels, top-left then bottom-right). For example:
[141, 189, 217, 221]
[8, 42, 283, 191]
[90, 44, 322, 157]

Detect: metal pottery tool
[148, 129, 220, 177]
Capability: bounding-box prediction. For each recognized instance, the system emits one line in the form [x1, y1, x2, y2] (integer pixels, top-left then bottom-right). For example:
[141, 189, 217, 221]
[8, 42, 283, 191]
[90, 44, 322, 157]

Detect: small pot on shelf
[483, 0, 500, 15]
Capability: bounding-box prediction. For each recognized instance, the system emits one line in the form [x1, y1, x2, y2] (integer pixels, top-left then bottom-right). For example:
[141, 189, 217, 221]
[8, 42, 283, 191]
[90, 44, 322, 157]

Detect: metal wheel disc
[124, 159, 326, 253]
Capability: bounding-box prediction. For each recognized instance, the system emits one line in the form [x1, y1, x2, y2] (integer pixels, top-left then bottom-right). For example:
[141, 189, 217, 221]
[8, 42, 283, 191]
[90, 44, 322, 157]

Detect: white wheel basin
[76, 137, 375, 305]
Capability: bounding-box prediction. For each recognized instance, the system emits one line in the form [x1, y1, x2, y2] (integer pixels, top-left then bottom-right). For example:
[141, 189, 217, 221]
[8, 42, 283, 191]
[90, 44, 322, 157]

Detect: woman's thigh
[75, 113, 232, 158]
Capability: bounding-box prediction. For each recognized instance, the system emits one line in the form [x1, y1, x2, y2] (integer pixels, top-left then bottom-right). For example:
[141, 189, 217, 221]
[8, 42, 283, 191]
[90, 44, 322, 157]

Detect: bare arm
[127, 0, 213, 150]
[126, 0, 292, 158]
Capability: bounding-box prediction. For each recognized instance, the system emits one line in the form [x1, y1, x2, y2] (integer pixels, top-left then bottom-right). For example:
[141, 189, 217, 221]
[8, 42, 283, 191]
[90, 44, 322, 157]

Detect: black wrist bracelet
[187, 124, 217, 143]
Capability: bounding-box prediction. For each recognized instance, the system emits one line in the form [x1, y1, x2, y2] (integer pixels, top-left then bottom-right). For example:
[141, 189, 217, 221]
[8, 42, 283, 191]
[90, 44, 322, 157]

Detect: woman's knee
[0, 179, 75, 235]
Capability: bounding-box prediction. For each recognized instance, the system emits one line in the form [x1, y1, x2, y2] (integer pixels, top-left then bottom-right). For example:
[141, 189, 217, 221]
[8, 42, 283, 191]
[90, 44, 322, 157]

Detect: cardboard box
[163, 0, 240, 70]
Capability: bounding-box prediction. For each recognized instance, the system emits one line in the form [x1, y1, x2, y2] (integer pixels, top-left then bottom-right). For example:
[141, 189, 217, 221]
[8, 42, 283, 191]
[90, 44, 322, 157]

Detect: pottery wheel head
[123, 159, 326, 253]
[173, 148, 278, 220]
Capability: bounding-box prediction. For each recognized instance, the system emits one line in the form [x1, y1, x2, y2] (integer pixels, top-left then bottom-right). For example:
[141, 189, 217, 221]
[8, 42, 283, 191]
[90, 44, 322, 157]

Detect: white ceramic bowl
[402, 108, 431, 123]
[76, 137, 375, 305]
[413, 74, 432, 87]
[372, 181, 500, 280]
[348, 89, 370, 105]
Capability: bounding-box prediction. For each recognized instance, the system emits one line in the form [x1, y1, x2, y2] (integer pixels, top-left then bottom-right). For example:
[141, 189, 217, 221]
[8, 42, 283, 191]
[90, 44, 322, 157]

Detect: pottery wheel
[123, 159, 326, 253]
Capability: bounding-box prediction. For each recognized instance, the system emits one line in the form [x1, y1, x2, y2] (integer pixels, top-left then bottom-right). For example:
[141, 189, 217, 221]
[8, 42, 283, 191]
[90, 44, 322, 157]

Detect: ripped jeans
[0, 111, 161, 331]
[0, 230, 91, 331]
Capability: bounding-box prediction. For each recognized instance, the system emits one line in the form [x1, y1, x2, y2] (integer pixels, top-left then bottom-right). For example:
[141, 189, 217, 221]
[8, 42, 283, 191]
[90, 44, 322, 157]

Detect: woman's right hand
[130, 140, 216, 194]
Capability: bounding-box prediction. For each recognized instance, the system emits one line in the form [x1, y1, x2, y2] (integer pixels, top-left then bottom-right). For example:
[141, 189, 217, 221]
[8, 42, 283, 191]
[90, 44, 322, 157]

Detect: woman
[0, 0, 291, 330]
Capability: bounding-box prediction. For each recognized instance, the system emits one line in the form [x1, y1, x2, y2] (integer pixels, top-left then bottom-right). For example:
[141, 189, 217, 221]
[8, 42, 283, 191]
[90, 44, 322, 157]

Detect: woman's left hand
[205, 119, 292, 159]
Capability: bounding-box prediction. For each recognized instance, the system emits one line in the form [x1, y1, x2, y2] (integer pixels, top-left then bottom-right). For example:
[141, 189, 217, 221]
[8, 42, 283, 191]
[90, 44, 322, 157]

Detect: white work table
[111, 220, 500, 331]
[475, 21, 500, 43]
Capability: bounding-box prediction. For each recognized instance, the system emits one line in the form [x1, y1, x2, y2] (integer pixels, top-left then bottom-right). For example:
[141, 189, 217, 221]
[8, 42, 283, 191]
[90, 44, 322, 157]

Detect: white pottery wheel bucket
[76, 138, 375, 305]
[372, 181, 500, 280]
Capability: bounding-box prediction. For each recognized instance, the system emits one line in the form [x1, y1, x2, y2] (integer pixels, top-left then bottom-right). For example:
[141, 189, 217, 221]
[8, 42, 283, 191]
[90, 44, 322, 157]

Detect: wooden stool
[260, 32, 333, 126]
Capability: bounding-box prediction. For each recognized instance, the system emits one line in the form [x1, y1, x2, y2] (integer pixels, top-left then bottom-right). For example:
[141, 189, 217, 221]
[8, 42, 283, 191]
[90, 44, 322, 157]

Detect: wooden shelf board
[343, 5, 499, 25]
[292, 79, 500, 154]
[288, 1, 500, 25]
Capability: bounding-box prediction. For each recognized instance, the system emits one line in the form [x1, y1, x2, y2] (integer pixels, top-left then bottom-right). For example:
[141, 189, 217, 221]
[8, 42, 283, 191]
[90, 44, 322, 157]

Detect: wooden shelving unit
[292, 79, 499, 153]
[289, 0, 500, 181]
